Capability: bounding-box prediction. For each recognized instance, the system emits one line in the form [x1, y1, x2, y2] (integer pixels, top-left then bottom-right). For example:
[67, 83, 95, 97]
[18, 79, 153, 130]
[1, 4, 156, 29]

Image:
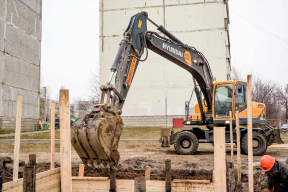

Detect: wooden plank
[78, 164, 84, 177]
[247, 75, 253, 192]
[134, 177, 146, 192]
[110, 167, 116, 192]
[3, 185, 23, 192]
[172, 180, 210, 183]
[145, 166, 151, 180]
[3, 179, 23, 191]
[13, 96, 23, 181]
[146, 180, 165, 190]
[36, 173, 60, 187]
[36, 168, 60, 180]
[23, 154, 36, 192]
[36, 176, 60, 191]
[59, 90, 72, 192]
[172, 182, 214, 192]
[214, 127, 226, 192]
[51, 102, 56, 170]
[71, 177, 109, 181]
[236, 111, 241, 182]
[229, 111, 234, 166]
[165, 159, 171, 192]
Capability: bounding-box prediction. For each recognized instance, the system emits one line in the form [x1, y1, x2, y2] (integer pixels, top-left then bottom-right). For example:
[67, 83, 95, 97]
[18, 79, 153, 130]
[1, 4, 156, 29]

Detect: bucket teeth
[71, 115, 123, 167]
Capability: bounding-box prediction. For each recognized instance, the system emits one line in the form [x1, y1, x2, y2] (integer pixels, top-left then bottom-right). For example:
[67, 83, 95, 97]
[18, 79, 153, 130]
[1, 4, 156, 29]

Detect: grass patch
[21, 132, 60, 139]
[0, 130, 14, 135]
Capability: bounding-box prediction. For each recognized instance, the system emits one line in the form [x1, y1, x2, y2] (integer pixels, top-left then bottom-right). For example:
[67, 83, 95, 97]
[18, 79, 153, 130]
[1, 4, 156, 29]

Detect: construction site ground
[1, 127, 287, 191]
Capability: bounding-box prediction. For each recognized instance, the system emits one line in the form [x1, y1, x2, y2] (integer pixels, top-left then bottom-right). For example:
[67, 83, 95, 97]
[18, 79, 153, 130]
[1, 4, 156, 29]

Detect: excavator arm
[110, 12, 214, 122]
[71, 12, 215, 167]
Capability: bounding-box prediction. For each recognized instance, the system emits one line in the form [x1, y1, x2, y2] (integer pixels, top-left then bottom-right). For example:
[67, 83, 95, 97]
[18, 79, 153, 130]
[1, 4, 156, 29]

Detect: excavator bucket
[71, 115, 123, 166]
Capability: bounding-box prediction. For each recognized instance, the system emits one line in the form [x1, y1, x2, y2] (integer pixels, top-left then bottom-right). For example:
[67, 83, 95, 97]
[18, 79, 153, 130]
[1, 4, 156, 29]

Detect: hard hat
[260, 155, 276, 172]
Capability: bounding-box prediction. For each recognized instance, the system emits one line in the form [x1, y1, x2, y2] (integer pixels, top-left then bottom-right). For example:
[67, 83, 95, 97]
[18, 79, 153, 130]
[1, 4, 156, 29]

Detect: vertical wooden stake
[214, 127, 227, 192]
[229, 111, 234, 166]
[23, 154, 36, 192]
[145, 166, 151, 180]
[236, 111, 241, 182]
[13, 96, 22, 181]
[110, 167, 116, 192]
[134, 177, 146, 192]
[60, 90, 72, 192]
[165, 159, 171, 192]
[50, 102, 55, 170]
[78, 164, 84, 177]
[247, 75, 254, 192]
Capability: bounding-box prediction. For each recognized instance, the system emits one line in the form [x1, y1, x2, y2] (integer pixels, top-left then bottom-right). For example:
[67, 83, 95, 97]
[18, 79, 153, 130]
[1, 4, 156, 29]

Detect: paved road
[0, 130, 57, 138]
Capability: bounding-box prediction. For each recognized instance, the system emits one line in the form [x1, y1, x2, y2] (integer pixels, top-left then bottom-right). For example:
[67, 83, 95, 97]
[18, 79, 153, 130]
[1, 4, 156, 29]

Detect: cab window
[235, 84, 247, 112]
[214, 85, 233, 118]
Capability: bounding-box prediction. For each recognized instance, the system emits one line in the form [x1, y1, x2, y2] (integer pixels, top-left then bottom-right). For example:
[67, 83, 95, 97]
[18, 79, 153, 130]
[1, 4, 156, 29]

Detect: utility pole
[43, 86, 47, 121]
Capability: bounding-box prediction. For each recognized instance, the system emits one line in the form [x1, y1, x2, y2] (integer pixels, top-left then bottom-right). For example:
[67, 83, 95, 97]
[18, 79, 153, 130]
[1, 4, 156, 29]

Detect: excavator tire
[240, 132, 267, 156]
[174, 131, 199, 155]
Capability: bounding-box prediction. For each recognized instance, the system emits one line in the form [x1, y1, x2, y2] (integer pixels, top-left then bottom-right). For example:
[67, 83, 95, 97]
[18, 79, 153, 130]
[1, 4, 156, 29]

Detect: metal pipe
[107, 71, 115, 84]
[147, 17, 159, 28]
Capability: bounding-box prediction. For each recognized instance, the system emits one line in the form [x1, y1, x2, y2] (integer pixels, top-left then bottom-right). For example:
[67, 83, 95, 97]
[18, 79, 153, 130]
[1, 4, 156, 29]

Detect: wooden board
[236, 111, 241, 182]
[59, 90, 72, 192]
[214, 127, 227, 192]
[3, 168, 61, 192]
[51, 101, 56, 169]
[71, 178, 213, 192]
[247, 75, 254, 192]
[13, 97, 22, 180]
[229, 111, 234, 165]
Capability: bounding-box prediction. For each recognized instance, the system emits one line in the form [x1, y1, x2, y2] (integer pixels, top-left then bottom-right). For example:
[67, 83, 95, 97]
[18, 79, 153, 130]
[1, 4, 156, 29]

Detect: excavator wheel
[174, 131, 199, 155]
[240, 132, 267, 156]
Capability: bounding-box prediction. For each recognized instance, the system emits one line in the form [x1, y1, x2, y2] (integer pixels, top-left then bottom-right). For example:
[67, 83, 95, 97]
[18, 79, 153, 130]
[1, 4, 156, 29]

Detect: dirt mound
[72, 157, 213, 181]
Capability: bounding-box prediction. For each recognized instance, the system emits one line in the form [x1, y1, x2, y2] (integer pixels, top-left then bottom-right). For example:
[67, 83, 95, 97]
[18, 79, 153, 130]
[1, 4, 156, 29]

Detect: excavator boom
[71, 12, 215, 166]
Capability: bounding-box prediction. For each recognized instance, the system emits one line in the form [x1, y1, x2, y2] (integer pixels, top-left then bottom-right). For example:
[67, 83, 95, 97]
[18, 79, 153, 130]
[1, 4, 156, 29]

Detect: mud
[71, 157, 213, 181]
[0, 157, 60, 183]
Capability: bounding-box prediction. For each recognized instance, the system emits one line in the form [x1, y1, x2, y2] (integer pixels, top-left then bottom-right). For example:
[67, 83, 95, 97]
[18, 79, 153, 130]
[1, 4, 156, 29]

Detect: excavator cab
[187, 80, 267, 126]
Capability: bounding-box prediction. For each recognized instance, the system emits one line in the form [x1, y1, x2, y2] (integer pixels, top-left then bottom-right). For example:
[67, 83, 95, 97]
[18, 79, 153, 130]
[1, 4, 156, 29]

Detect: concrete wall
[0, 0, 42, 131]
[99, 0, 231, 126]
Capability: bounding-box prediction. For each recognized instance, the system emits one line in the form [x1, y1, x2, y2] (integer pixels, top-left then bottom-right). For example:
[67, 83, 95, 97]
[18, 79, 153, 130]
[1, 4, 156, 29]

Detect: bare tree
[230, 66, 244, 81]
[252, 77, 281, 120]
[74, 98, 92, 118]
[40, 86, 51, 121]
[277, 84, 288, 120]
[89, 70, 100, 104]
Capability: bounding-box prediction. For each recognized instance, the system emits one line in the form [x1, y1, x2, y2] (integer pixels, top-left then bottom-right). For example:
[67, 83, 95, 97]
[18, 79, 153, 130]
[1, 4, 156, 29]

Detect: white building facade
[99, 0, 231, 126]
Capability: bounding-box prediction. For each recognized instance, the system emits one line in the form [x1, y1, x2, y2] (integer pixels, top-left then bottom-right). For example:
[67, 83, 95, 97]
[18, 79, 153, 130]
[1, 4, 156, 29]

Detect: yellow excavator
[71, 12, 283, 167]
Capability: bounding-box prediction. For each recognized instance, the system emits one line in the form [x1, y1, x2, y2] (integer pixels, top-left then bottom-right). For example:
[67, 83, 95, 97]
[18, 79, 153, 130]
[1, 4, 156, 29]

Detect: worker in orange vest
[260, 155, 288, 192]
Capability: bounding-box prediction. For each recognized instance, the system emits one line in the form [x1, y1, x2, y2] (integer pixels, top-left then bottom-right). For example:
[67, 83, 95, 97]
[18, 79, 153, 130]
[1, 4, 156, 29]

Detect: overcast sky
[41, 0, 288, 103]
[41, 0, 99, 102]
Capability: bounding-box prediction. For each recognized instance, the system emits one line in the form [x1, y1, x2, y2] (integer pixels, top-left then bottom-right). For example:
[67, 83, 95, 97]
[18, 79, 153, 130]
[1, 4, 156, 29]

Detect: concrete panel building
[0, 0, 42, 131]
[99, 0, 231, 126]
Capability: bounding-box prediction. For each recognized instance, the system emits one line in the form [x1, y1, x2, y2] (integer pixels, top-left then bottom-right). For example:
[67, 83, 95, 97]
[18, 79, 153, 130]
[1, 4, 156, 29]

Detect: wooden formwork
[2, 168, 61, 192]
[72, 177, 214, 192]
